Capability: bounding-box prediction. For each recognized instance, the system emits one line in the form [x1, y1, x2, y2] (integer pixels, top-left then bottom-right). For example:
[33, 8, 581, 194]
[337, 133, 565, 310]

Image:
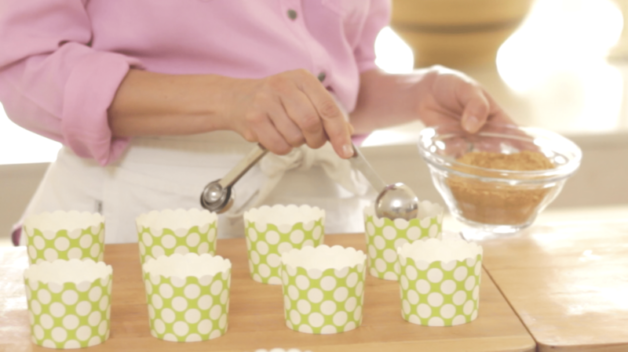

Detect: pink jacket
[0, 0, 390, 165]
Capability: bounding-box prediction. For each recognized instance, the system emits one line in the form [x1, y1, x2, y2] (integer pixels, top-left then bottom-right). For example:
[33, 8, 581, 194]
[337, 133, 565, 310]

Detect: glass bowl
[417, 122, 582, 240]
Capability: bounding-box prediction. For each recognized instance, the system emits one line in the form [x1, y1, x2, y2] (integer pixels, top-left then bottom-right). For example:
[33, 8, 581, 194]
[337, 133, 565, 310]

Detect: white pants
[20, 132, 375, 244]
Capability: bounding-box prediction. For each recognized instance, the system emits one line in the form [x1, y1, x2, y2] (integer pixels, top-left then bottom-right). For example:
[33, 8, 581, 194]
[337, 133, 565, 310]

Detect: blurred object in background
[494, 0, 625, 135]
[497, 0, 623, 93]
[608, 0, 628, 60]
[389, 0, 535, 69]
[374, 27, 415, 74]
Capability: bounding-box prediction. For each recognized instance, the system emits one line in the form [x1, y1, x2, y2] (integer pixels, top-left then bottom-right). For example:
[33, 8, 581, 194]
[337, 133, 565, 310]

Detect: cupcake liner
[364, 201, 444, 280]
[397, 239, 483, 326]
[244, 205, 325, 285]
[281, 245, 366, 334]
[136, 208, 218, 264]
[23, 211, 105, 265]
[143, 253, 231, 342]
[23, 259, 112, 349]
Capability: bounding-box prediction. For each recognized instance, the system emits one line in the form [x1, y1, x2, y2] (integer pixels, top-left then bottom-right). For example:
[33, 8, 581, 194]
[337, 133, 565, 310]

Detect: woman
[0, 1, 513, 243]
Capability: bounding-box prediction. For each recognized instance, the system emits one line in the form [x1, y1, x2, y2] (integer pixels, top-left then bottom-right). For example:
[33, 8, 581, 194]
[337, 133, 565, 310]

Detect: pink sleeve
[0, 0, 143, 166]
[354, 0, 391, 73]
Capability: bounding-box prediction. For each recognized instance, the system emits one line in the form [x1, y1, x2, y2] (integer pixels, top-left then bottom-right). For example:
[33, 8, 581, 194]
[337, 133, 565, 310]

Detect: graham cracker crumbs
[447, 151, 556, 225]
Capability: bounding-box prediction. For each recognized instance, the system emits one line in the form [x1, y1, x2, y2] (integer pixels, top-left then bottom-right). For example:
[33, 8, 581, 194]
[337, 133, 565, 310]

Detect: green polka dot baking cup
[281, 245, 366, 334]
[142, 253, 231, 342]
[23, 259, 112, 349]
[364, 201, 444, 281]
[23, 211, 105, 265]
[397, 239, 483, 326]
[136, 208, 218, 264]
[244, 205, 325, 285]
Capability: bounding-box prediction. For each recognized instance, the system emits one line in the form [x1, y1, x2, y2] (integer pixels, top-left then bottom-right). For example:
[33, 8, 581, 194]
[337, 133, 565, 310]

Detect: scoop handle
[349, 143, 387, 192]
[218, 143, 268, 188]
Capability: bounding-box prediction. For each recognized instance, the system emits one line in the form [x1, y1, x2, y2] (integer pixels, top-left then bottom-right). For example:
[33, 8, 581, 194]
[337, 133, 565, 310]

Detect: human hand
[415, 66, 514, 134]
[413, 66, 534, 156]
[225, 69, 354, 158]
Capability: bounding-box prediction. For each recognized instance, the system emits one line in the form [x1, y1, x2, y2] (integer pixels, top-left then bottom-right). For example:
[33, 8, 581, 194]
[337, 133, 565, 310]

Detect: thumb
[460, 88, 490, 133]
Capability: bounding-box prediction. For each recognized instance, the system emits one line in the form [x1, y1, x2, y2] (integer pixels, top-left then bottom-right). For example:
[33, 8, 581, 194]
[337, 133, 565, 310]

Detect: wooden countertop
[481, 219, 628, 352]
[0, 234, 534, 352]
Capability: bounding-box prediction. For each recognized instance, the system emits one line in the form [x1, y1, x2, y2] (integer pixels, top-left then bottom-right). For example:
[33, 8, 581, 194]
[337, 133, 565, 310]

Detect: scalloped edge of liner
[24, 258, 112, 286]
[281, 244, 366, 275]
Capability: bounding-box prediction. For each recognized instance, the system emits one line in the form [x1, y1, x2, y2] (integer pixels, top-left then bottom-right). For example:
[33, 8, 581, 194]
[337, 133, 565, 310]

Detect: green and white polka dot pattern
[136, 209, 218, 264]
[23, 260, 112, 349]
[397, 240, 483, 326]
[244, 205, 325, 285]
[363, 201, 444, 280]
[143, 254, 231, 342]
[281, 246, 366, 334]
[23, 211, 105, 265]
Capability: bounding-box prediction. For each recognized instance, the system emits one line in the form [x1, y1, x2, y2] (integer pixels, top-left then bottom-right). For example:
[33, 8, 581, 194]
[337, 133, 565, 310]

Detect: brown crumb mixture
[447, 151, 556, 225]
[456, 151, 555, 172]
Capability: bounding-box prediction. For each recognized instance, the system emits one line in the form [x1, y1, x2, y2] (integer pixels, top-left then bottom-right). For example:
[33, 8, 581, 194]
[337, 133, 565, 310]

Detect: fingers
[451, 84, 535, 153]
[266, 100, 305, 148]
[280, 89, 327, 149]
[431, 71, 516, 134]
[458, 85, 490, 134]
[484, 94, 517, 126]
[236, 69, 353, 158]
[299, 75, 354, 158]
[421, 71, 534, 156]
[244, 111, 292, 155]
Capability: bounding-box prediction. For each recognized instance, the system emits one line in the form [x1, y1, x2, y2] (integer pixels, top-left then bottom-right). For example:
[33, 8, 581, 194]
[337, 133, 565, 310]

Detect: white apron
[19, 131, 376, 244]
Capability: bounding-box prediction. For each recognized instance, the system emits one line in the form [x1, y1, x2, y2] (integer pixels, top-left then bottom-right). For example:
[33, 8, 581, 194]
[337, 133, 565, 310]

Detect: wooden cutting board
[0, 234, 534, 352]
[481, 220, 628, 352]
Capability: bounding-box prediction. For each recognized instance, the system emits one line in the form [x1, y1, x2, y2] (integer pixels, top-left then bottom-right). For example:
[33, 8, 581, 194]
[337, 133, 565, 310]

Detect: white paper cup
[142, 253, 232, 342]
[397, 239, 483, 326]
[136, 208, 218, 264]
[23, 211, 105, 265]
[244, 205, 325, 284]
[23, 259, 113, 349]
[363, 201, 444, 281]
[281, 245, 366, 334]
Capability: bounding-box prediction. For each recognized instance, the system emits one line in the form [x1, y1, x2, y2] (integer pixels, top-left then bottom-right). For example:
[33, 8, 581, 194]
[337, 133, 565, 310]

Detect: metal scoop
[200, 141, 419, 220]
[200, 144, 267, 213]
[349, 143, 419, 220]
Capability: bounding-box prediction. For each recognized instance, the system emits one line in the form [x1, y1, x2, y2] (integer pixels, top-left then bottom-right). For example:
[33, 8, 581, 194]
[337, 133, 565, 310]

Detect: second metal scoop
[350, 143, 419, 221]
[200, 141, 419, 220]
[200, 144, 268, 213]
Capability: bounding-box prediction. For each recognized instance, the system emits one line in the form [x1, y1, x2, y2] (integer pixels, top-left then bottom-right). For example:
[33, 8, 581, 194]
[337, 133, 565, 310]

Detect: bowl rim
[417, 122, 582, 183]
